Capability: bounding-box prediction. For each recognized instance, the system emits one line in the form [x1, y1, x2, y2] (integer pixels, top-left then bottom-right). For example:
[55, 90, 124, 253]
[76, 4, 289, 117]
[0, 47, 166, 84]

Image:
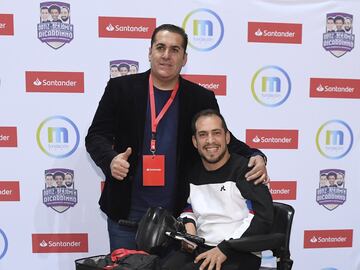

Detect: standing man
[163, 109, 273, 270]
[85, 24, 268, 252]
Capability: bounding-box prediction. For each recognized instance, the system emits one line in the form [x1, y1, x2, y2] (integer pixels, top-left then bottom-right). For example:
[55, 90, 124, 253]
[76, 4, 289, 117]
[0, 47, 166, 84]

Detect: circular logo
[36, 115, 80, 158]
[182, 9, 224, 51]
[251, 65, 291, 107]
[0, 229, 8, 260]
[316, 120, 353, 159]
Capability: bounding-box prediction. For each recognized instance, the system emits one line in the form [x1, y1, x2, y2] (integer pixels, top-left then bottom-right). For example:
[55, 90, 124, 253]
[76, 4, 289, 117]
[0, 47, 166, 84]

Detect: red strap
[149, 75, 179, 153]
[110, 248, 149, 262]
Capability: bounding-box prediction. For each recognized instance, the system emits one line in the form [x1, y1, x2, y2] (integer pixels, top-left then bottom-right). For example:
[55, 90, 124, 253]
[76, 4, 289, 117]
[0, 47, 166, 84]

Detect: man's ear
[182, 52, 188, 67]
[192, 135, 198, 149]
[226, 131, 230, 145]
[148, 47, 152, 61]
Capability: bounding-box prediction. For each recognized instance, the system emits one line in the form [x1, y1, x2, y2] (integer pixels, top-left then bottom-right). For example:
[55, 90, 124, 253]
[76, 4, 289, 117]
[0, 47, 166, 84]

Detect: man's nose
[162, 49, 170, 58]
[206, 134, 215, 143]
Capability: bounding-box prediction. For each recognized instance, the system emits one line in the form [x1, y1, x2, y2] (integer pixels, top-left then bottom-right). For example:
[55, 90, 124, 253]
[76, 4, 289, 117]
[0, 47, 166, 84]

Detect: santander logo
[99, 17, 156, 39]
[32, 233, 88, 253]
[269, 181, 297, 200]
[304, 230, 353, 248]
[310, 78, 360, 99]
[248, 22, 302, 44]
[255, 29, 263, 36]
[0, 14, 14, 36]
[0, 127, 17, 147]
[246, 129, 298, 149]
[25, 71, 84, 93]
[0, 181, 20, 201]
[182, 74, 227, 96]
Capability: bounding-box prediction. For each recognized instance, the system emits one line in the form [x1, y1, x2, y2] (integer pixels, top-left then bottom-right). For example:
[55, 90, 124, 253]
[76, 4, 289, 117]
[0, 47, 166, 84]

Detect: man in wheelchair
[162, 109, 274, 270]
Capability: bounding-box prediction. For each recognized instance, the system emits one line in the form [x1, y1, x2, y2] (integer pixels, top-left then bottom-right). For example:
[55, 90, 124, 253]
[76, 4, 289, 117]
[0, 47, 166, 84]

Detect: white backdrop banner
[0, 0, 359, 269]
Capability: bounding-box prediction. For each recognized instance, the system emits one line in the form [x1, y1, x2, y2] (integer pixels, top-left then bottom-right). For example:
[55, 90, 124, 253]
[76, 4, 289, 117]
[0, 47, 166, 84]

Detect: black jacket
[85, 70, 262, 221]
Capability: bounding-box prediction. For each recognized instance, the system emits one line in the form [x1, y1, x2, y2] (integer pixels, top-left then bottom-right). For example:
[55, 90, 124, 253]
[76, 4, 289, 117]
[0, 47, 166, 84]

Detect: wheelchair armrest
[227, 233, 285, 252]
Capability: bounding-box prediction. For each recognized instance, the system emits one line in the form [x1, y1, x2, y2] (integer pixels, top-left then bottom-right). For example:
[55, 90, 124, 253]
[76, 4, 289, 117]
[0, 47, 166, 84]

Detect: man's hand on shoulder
[194, 247, 227, 270]
[245, 155, 270, 185]
[110, 147, 132, 180]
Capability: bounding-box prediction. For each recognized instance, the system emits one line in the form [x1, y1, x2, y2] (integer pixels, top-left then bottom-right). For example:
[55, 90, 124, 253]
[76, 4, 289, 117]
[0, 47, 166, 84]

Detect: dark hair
[49, 5, 60, 13]
[327, 172, 337, 179]
[191, 109, 228, 135]
[65, 172, 73, 179]
[151, 24, 188, 52]
[53, 171, 65, 179]
[118, 63, 130, 70]
[334, 16, 344, 23]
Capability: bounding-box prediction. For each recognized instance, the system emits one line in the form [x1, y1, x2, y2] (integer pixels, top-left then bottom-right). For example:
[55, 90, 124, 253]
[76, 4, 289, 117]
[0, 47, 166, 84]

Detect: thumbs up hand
[110, 147, 132, 180]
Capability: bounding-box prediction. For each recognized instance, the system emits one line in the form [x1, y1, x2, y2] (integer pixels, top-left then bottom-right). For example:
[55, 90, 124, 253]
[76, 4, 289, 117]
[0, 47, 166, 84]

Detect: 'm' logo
[310, 78, 360, 99]
[251, 66, 291, 107]
[181, 74, 226, 95]
[26, 71, 84, 93]
[248, 22, 302, 44]
[36, 116, 80, 158]
[0, 181, 20, 201]
[0, 229, 8, 260]
[182, 9, 224, 51]
[32, 233, 88, 253]
[0, 14, 14, 36]
[98, 17, 156, 39]
[316, 120, 353, 159]
[304, 230, 353, 248]
[194, 20, 213, 36]
[246, 129, 298, 149]
[269, 181, 297, 200]
[0, 127, 17, 147]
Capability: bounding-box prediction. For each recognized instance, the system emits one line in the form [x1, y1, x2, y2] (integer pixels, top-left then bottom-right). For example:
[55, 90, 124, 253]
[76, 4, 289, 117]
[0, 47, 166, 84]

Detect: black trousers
[162, 246, 261, 270]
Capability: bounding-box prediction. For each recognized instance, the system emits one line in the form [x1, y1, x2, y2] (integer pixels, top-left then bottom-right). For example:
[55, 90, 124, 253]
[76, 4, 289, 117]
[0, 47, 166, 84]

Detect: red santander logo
[32, 233, 88, 253]
[0, 127, 17, 147]
[25, 71, 84, 93]
[99, 17, 156, 39]
[269, 181, 297, 200]
[182, 74, 226, 96]
[246, 129, 298, 149]
[304, 230, 353, 248]
[0, 181, 20, 201]
[0, 14, 14, 36]
[248, 22, 302, 44]
[310, 78, 360, 99]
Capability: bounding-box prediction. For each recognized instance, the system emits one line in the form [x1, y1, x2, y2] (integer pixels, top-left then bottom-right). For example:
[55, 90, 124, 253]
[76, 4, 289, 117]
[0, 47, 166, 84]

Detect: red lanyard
[149, 75, 179, 154]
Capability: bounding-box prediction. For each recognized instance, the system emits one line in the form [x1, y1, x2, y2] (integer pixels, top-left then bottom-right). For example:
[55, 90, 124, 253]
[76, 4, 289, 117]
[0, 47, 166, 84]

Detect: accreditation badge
[142, 155, 165, 186]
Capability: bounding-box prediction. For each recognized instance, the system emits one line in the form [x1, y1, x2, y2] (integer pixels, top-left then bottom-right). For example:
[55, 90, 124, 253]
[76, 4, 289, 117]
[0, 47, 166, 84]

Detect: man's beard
[61, 17, 69, 22]
[65, 181, 72, 187]
[199, 147, 227, 164]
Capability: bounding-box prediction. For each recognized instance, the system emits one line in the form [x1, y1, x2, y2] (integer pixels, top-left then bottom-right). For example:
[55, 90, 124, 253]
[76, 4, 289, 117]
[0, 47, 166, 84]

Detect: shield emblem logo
[323, 13, 354, 58]
[43, 168, 77, 213]
[37, 2, 74, 49]
[316, 169, 346, 211]
[109, 60, 139, 78]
